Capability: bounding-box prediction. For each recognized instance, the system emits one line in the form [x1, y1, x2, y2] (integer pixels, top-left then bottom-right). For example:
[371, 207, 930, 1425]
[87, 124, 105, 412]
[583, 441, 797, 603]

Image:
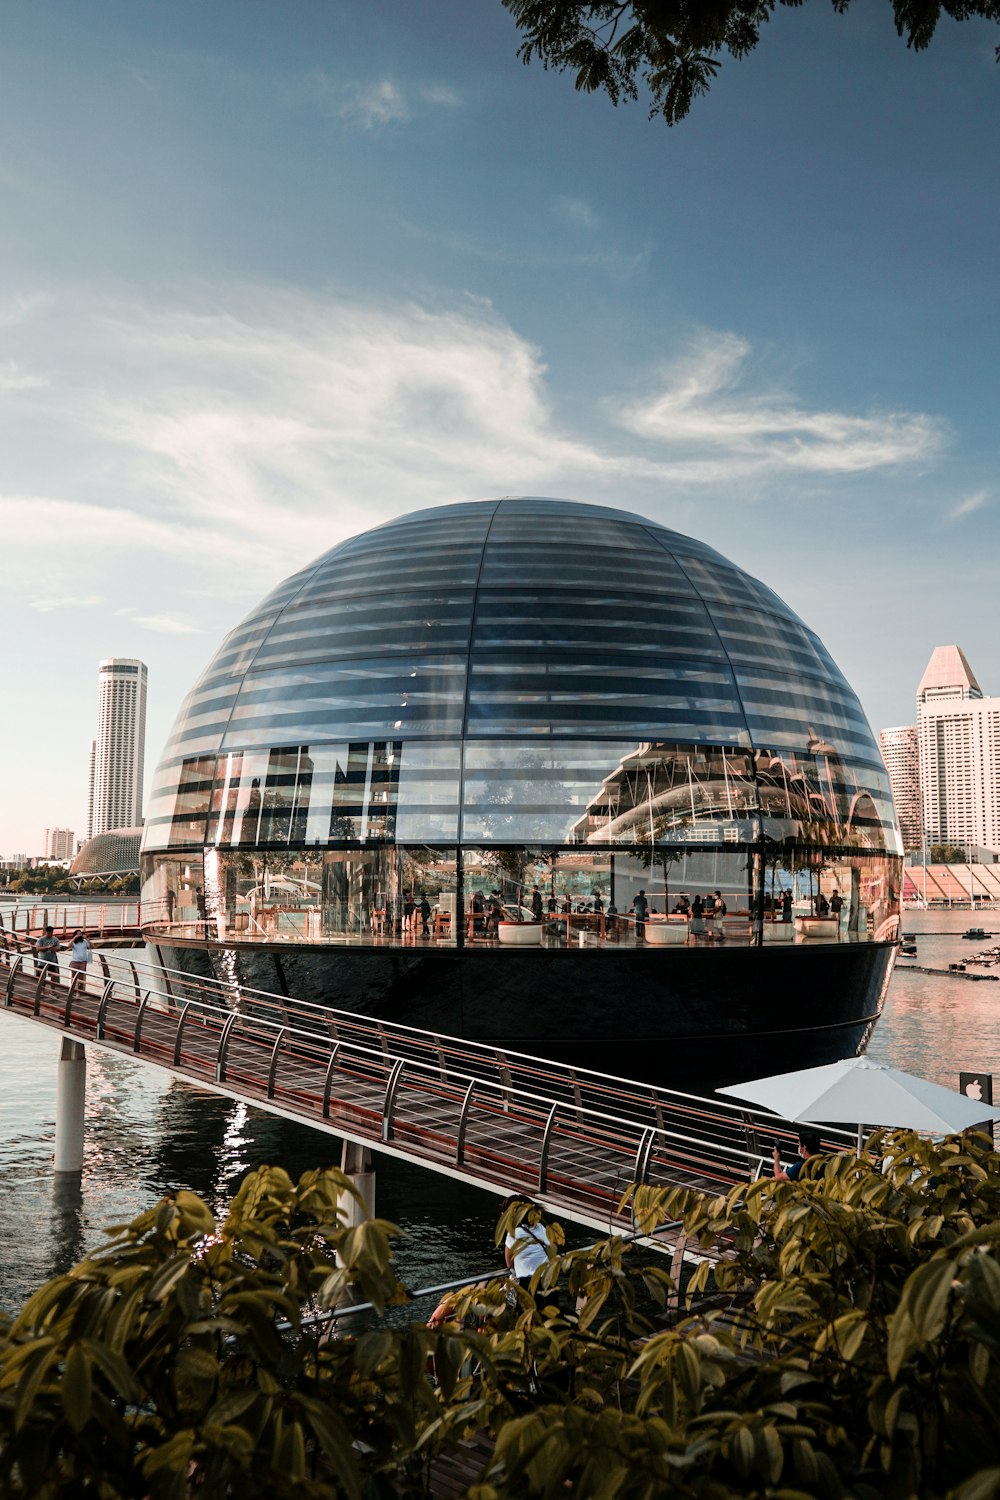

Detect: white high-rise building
[879, 725, 921, 851]
[86, 738, 96, 840]
[91, 658, 148, 836]
[916, 645, 1000, 853]
[43, 827, 75, 861]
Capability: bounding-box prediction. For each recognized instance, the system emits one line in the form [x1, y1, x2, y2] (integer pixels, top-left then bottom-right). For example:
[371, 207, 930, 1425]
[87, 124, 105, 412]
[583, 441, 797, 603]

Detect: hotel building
[90, 658, 148, 837]
[917, 646, 1000, 853]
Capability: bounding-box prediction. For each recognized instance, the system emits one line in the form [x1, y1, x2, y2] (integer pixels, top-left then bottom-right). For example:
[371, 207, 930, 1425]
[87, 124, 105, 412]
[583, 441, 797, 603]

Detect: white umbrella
[718, 1056, 1000, 1150]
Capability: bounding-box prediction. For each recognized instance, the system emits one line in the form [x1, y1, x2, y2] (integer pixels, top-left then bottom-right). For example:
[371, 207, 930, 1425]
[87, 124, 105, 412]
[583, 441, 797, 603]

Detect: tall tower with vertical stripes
[92, 659, 148, 836]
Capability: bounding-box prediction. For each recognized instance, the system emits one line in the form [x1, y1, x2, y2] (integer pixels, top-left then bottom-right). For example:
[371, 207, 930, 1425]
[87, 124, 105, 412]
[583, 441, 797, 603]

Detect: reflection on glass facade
[142, 497, 901, 948]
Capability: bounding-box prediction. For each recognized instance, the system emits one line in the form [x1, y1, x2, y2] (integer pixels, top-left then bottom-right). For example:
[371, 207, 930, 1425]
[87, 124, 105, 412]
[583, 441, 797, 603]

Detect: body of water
[1, 906, 997, 1313]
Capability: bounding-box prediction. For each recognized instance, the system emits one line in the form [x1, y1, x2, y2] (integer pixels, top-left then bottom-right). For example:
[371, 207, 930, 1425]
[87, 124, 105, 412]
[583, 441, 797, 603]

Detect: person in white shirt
[500, 1195, 552, 1284]
[68, 930, 92, 977]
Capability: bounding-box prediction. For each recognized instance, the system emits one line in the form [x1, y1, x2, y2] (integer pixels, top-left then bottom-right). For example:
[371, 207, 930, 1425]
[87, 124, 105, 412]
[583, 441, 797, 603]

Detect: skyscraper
[879, 725, 921, 851]
[86, 739, 96, 841]
[43, 827, 75, 861]
[91, 658, 148, 836]
[916, 645, 1000, 853]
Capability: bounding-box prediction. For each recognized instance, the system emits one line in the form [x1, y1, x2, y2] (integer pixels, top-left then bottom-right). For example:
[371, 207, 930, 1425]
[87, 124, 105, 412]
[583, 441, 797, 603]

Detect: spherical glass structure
[141, 497, 900, 1080]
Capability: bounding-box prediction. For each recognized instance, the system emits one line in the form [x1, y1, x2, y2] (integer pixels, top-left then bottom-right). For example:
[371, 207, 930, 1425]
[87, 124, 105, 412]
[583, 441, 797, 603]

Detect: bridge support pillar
[338, 1140, 375, 1227]
[55, 1038, 87, 1174]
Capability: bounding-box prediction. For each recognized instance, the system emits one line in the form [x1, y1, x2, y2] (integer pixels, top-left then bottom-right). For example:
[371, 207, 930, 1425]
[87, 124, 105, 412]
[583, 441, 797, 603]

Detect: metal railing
[0, 944, 854, 1236]
[0, 902, 142, 941]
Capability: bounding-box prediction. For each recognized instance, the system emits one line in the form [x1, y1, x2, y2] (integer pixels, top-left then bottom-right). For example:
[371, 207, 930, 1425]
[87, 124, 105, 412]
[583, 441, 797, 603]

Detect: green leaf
[81, 1339, 142, 1402]
[277, 1419, 306, 1479]
[13, 1344, 59, 1432]
[61, 1343, 92, 1433]
[176, 1346, 220, 1381]
[756, 1423, 783, 1485]
[299, 1399, 363, 1500]
[949, 1467, 1000, 1500]
[208, 1388, 258, 1426]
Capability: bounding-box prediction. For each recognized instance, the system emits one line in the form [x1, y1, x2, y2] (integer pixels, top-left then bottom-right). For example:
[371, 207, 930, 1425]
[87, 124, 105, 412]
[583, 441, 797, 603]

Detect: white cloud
[948, 488, 990, 522]
[555, 195, 600, 231]
[419, 84, 461, 109]
[345, 79, 409, 128]
[130, 614, 207, 635]
[298, 74, 462, 129]
[0, 290, 946, 614]
[30, 593, 105, 613]
[616, 330, 946, 479]
[0, 360, 46, 391]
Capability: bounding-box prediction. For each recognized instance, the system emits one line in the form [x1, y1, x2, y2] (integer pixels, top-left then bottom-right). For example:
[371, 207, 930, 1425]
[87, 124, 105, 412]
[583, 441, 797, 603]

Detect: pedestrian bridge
[0, 942, 849, 1246]
[0, 900, 142, 946]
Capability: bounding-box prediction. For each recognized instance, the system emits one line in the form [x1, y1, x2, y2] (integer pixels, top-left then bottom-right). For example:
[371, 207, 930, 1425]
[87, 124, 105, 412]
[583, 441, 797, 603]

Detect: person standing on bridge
[69, 929, 92, 980]
[34, 926, 60, 984]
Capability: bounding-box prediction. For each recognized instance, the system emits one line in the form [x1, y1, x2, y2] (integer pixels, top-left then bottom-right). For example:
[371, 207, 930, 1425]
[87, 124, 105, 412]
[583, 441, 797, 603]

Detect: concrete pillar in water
[54, 1038, 87, 1174]
[339, 1140, 375, 1226]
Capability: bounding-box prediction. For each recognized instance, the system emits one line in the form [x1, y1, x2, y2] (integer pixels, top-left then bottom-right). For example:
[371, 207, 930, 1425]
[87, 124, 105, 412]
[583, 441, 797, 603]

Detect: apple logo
[965, 1079, 983, 1101]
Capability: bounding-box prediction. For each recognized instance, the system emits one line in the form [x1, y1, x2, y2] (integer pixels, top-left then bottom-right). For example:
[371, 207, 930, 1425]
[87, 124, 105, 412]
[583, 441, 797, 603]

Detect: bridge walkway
[0, 901, 142, 946]
[0, 946, 850, 1246]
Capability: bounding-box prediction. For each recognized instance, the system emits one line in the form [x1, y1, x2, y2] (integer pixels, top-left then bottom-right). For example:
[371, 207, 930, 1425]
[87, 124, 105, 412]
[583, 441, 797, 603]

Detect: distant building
[879, 726, 921, 851]
[86, 738, 96, 841]
[43, 827, 75, 861]
[917, 645, 1000, 853]
[91, 659, 148, 837]
[70, 826, 143, 888]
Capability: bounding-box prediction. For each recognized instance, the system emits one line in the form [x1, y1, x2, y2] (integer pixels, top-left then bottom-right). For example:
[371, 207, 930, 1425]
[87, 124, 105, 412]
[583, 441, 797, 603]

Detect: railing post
[538, 1103, 558, 1193]
[95, 978, 116, 1040]
[267, 1026, 287, 1099]
[133, 992, 151, 1053]
[172, 1001, 193, 1066]
[381, 1058, 405, 1143]
[63, 969, 82, 1028]
[321, 1043, 342, 1118]
[215, 1012, 239, 1083]
[496, 1051, 512, 1114]
[456, 1079, 476, 1166]
[34, 966, 50, 1015]
[4, 953, 23, 1006]
[633, 1126, 655, 1186]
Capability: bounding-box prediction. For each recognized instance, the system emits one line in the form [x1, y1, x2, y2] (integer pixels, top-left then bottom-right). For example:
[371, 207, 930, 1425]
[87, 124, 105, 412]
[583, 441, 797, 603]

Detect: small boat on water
[899, 941, 917, 956]
[963, 928, 989, 940]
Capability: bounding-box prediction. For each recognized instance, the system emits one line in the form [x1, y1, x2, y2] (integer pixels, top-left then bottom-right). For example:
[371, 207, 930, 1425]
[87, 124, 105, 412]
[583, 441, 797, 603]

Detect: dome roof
[72, 826, 143, 876]
[143, 497, 897, 853]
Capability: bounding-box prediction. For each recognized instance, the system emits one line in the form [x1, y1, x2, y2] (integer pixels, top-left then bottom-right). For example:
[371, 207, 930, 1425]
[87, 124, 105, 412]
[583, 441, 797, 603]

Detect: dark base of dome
[146, 937, 895, 1092]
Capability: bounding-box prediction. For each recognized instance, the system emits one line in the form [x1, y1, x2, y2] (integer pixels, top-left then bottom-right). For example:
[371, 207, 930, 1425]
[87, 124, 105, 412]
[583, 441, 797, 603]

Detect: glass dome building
[141, 497, 902, 1086]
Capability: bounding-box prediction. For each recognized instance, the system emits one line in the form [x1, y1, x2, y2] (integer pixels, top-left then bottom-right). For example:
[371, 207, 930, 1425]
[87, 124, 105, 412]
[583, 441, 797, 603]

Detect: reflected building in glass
[141, 497, 902, 1087]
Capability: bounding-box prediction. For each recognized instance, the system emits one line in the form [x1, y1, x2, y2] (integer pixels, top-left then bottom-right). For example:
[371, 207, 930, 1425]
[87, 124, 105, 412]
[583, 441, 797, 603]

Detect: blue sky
[2, 0, 998, 854]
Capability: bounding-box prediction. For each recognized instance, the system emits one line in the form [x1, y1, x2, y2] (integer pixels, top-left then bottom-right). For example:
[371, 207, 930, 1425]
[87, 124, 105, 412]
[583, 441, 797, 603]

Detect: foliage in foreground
[503, 1, 1000, 124]
[2, 1137, 1000, 1497]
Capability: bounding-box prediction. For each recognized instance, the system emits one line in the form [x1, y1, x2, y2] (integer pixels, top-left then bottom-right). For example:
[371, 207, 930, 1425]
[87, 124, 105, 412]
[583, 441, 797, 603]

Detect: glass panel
[143, 756, 215, 848]
[221, 658, 466, 746]
[461, 740, 637, 842]
[140, 852, 206, 929]
[571, 743, 761, 846]
[252, 592, 474, 666]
